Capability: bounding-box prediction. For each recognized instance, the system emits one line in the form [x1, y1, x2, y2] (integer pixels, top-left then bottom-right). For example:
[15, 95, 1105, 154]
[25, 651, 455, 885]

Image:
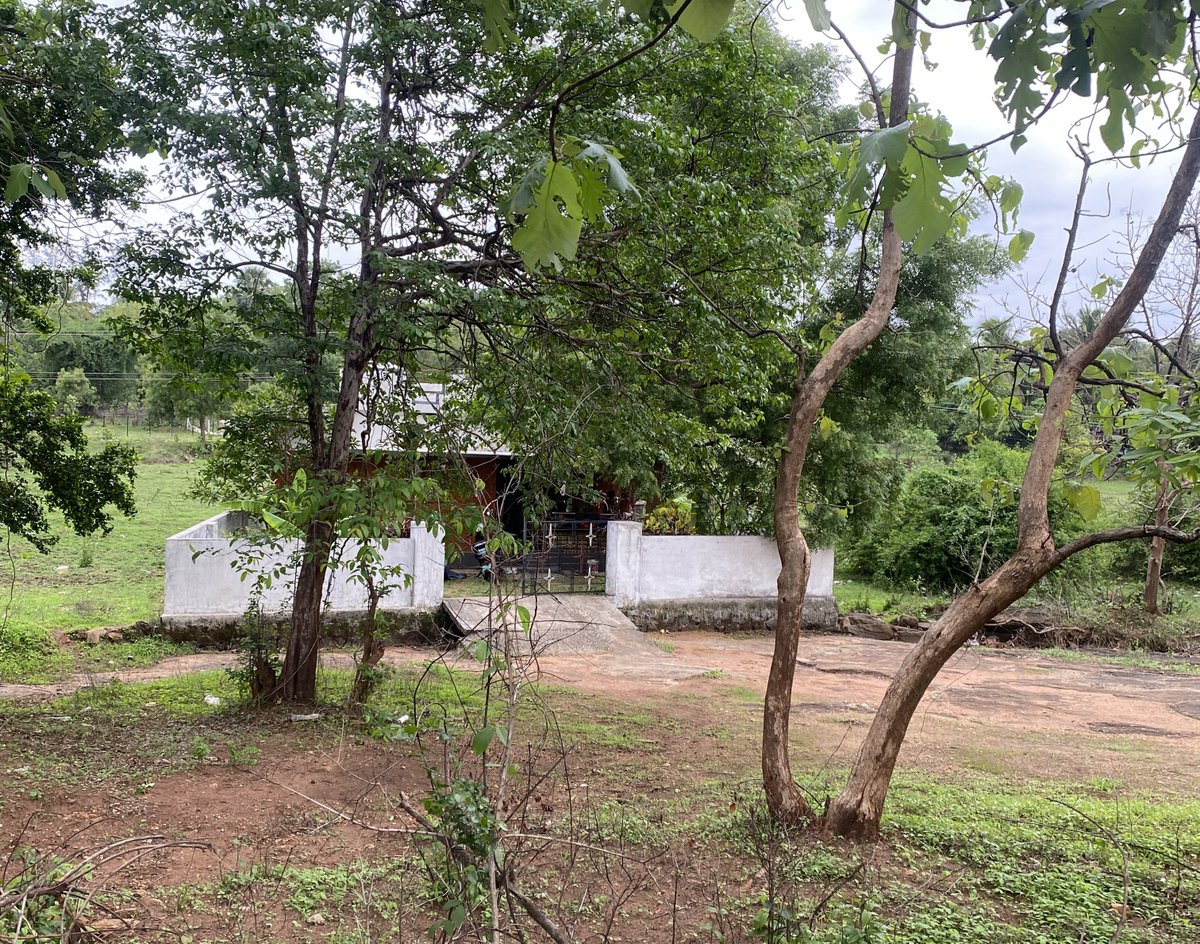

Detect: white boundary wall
[605, 521, 834, 608]
[163, 511, 444, 623]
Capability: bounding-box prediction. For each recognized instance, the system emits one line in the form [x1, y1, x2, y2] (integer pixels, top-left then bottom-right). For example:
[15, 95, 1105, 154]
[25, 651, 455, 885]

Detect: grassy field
[0, 426, 216, 682]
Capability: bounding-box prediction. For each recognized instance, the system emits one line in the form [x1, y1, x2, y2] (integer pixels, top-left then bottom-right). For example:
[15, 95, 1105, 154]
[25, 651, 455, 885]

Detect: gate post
[605, 520, 643, 608]
[410, 523, 445, 608]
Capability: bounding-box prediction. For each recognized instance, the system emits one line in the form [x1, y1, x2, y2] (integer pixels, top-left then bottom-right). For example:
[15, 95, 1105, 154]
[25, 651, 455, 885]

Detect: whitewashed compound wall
[605, 521, 836, 631]
[163, 511, 444, 626]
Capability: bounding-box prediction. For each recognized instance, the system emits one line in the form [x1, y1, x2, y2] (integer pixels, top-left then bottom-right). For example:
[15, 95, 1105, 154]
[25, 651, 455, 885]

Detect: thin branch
[547, 0, 695, 160]
[1049, 149, 1093, 357]
[1053, 524, 1200, 567]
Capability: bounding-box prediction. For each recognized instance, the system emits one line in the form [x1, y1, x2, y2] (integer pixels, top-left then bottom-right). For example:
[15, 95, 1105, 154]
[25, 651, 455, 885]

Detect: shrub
[643, 497, 695, 535]
[848, 442, 1083, 592]
[1107, 487, 1200, 585]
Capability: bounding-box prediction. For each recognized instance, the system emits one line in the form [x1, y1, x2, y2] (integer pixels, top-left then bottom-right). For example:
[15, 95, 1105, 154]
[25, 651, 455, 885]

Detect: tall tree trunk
[274, 53, 390, 704]
[762, 14, 914, 824]
[280, 519, 333, 703]
[1143, 464, 1170, 614]
[823, 103, 1200, 840]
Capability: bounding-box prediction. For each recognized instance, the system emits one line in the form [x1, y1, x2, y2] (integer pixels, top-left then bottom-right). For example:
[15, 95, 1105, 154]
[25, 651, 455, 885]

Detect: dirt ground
[4, 633, 1195, 791]
[2, 631, 1198, 942]
[4, 631, 1200, 790]
[535, 632, 1200, 792]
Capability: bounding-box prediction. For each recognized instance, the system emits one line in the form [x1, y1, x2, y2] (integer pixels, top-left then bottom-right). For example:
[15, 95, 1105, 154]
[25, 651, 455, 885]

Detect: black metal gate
[520, 518, 608, 594]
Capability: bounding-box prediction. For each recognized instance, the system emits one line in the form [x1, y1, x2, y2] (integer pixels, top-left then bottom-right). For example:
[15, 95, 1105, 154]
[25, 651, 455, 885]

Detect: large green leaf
[861, 122, 911, 165]
[571, 140, 636, 195]
[1007, 229, 1035, 263]
[891, 151, 953, 254]
[4, 163, 31, 203]
[511, 160, 584, 270]
[480, 0, 517, 52]
[1064, 483, 1101, 522]
[802, 0, 830, 31]
[668, 0, 736, 43]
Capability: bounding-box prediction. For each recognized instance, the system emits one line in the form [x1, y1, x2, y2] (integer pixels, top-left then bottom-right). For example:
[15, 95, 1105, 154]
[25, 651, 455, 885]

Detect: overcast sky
[774, 0, 1185, 328]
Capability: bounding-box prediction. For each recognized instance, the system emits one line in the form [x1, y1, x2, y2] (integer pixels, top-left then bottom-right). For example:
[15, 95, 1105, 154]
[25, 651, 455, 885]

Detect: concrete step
[443, 594, 662, 657]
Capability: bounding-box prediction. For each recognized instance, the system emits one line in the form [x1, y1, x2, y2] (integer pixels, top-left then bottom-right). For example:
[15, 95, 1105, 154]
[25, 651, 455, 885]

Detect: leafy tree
[494, 0, 1200, 839]
[142, 366, 236, 438]
[52, 367, 97, 415]
[28, 304, 139, 410]
[462, 21, 852, 524]
[662, 233, 999, 539]
[0, 0, 139, 327]
[849, 442, 1083, 591]
[0, 0, 137, 570]
[0, 373, 135, 553]
[115, 0, 723, 703]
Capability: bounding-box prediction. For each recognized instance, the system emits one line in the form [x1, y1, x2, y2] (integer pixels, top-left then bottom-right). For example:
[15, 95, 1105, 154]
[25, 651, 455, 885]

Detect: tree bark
[350, 572, 385, 707]
[1144, 464, 1170, 614]
[823, 102, 1200, 841]
[280, 519, 333, 703]
[762, 14, 914, 824]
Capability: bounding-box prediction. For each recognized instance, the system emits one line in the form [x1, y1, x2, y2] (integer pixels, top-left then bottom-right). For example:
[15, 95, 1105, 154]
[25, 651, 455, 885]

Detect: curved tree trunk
[822, 556, 1044, 839]
[823, 103, 1200, 840]
[763, 17, 914, 822]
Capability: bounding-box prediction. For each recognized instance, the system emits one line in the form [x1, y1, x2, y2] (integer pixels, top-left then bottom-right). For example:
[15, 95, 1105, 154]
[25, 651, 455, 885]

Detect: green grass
[660, 772, 1200, 943]
[74, 635, 197, 672]
[0, 426, 217, 683]
[833, 577, 947, 619]
[443, 575, 493, 598]
[0, 670, 248, 792]
[1040, 646, 1200, 675]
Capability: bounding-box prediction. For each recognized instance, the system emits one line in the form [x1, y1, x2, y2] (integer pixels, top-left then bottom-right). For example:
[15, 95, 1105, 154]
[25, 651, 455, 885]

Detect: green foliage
[0, 1, 140, 603]
[503, 0, 1197, 271]
[32, 304, 140, 409]
[190, 382, 306, 502]
[52, 367, 96, 414]
[468, 22, 854, 522]
[0, 0, 140, 326]
[669, 233, 997, 540]
[643, 497, 695, 535]
[0, 851, 89, 943]
[848, 442, 1081, 591]
[0, 372, 136, 554]
[507, 143, 636, 270]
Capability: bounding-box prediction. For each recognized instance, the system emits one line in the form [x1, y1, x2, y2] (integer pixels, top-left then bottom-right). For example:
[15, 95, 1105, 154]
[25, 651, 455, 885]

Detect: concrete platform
[443, 594, 663, 657]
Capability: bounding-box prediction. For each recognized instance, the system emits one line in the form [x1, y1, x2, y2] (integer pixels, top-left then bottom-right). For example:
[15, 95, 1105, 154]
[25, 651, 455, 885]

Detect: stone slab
[444, 595, 662, 657]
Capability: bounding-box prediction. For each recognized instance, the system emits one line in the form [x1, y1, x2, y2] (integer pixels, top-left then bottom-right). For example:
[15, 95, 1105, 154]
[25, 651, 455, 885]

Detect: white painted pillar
[410, 523, 445, 608]
[605, 520, 643, 608]
[807, 548, 835, 597]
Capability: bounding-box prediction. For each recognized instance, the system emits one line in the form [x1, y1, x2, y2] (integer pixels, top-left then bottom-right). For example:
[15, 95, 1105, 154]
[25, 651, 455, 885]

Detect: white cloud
[775, 0, 1185, 326]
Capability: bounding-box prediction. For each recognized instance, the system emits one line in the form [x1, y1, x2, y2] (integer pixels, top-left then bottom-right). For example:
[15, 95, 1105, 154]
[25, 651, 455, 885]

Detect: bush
[52, 367, 97, 415]
[1107, 487, 1200, 585]
[643, 497, 695, 535]
[847, 442, 1083, 592]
